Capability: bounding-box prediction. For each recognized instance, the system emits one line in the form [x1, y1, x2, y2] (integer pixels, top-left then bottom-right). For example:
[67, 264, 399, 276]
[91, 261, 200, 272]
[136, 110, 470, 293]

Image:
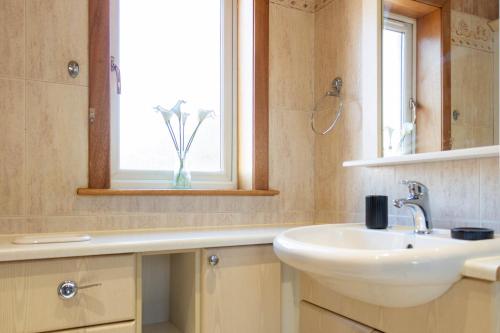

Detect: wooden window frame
[82, 0, 275, 196]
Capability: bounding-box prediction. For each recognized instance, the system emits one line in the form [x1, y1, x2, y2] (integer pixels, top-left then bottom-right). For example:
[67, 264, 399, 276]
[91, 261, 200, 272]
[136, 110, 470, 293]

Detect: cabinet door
[0, 254, 135, 333]
[300, 301, 381, 333]
[201, 245, 281, 333]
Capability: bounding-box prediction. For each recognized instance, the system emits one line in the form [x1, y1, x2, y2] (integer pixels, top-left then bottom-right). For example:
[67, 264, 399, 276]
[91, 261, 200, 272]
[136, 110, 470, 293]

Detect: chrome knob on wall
[208, 255, 219, 266]
[57, 280, 102, 300]
[67, 60, 80, 78]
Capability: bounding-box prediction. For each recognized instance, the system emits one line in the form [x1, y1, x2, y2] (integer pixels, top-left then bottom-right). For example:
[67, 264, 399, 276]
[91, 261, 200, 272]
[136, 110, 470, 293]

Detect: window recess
[82, 0, 276, 196]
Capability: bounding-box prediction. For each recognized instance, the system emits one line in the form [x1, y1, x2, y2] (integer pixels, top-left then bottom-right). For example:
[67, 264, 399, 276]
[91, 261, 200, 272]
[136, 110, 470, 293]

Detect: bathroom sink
[273, 223, 500, 307]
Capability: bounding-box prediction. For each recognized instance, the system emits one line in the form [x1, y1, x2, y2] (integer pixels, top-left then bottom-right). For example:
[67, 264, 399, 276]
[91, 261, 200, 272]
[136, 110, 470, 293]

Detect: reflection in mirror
[382, 0, 499, 157]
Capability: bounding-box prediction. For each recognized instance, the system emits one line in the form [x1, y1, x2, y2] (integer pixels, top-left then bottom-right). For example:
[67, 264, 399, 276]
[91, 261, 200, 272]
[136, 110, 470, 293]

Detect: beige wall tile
[269, 108, 315, 212]
[0, 218, 42, 234]
[26, 0, 88, 85]
[0, 214, 306, 234]
[314, 0, 362, 104]
[0, 0, 25, 78]
[269, 3, 314, 111]
[451, 45, 494, 146]
[313, 0, 364, 222]
[394, 160, 480, 221]
[26, 81, 88, 215]
[451, 124, 469, 149]
[479, 158, 500, 223]
[474, 126, 494, 148]
[0, 79, 26, 216]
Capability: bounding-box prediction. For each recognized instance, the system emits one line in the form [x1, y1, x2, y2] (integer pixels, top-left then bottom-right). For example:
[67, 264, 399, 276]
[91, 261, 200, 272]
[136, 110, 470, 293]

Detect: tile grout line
[0, 76, 89, 89]
[0, 76, 25, 83]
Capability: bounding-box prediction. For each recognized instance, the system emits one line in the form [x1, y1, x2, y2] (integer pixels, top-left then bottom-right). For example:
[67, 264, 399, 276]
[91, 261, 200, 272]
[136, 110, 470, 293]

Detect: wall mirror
[382, 0, 499, 157]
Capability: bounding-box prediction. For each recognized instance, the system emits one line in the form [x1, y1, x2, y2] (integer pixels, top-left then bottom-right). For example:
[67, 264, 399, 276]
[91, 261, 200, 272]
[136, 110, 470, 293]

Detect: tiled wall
[0, 0, 315, 233]
[1, 0, 498, 234]
[313, 0, 500, 231]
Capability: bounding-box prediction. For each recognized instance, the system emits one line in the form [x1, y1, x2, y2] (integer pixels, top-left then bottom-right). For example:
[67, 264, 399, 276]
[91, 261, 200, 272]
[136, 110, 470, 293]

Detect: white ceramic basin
[273, 223, 500, 307]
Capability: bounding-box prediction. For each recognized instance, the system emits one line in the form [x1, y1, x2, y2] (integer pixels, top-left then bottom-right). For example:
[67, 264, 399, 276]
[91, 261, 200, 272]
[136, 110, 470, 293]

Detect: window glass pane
[383, 28, 404, 154]
[119, 0, 222, 172]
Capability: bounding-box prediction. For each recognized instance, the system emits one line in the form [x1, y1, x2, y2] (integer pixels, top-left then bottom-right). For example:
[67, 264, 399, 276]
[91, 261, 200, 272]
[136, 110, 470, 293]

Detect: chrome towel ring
[311, 77, 344, 135]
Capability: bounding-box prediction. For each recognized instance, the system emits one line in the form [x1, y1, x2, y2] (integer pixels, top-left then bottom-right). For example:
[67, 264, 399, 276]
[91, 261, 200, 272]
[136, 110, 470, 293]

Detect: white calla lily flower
[170, 100, 186, 119]
[198, 109, 215, 123]
[154, 105, 174, 123]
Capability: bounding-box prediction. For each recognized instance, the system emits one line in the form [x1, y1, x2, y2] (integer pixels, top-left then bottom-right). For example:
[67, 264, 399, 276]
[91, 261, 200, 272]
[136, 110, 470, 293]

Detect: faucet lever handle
[400, 180, 428, 196]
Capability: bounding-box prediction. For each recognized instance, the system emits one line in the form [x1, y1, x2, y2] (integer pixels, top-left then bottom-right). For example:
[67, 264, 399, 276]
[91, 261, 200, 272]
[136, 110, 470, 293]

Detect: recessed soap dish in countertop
[451, 228, 494, 241]
[12, 234, 92, 245]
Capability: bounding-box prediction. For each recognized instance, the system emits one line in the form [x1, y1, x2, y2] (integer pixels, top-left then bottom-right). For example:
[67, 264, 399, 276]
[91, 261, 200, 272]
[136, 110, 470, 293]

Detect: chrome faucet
[393, 180, 432, 234]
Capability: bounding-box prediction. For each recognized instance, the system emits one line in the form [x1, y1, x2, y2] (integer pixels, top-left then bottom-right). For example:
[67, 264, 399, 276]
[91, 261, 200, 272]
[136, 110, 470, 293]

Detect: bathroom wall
[0, 0, 315, 233]
[313, 0, 500, 231]
[2, 0, 498, 234]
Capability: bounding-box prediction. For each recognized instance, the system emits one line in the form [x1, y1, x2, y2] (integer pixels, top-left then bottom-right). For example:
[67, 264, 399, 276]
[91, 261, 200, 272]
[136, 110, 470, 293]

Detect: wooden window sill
[77, 188, 280, 197]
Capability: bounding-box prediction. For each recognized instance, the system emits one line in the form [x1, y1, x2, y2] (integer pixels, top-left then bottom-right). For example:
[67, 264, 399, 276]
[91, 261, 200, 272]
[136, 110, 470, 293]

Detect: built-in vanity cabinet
[300, 273, 500, 333]
[0, 244, 280, 333]
[201, 246, 281, 333]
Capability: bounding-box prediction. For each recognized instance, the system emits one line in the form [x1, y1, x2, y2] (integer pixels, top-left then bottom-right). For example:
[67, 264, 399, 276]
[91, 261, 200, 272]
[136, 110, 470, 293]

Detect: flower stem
[184, 120, 203, 156]
[166, 121, 180, 152]
[182, 117, 186, 158]
[178, 113, 183, 159]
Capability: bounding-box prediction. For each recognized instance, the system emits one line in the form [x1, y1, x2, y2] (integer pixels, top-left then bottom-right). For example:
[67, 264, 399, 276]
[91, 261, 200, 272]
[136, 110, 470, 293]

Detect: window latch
[111, 56, 121, 95]
[89, 108, 96, 124]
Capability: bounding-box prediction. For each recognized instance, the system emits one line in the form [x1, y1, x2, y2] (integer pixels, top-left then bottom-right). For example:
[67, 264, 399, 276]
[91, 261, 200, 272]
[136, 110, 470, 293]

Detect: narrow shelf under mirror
[343, 146, 499, 168]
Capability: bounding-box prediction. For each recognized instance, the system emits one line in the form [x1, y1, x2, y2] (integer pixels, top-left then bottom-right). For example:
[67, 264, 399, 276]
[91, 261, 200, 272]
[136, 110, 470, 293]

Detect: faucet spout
[393, 199, 431, 234]
[393, 181, 433, 234]
[393, 198, 406, 209]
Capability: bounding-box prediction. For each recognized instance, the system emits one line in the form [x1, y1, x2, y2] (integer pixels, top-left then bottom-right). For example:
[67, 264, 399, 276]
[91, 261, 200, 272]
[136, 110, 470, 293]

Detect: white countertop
[1, 224, 499, 283]
[463, 257, 500, 282]
[0, 225, 296, 262]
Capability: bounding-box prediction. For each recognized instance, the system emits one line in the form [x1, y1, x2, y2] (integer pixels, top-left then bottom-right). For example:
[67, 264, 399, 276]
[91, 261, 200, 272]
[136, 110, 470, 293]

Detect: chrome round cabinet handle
[58, 280, 78, 300]
[57, 281, 102, 300]
[208, 255, 219, 266]
[67, 60, 80, 78]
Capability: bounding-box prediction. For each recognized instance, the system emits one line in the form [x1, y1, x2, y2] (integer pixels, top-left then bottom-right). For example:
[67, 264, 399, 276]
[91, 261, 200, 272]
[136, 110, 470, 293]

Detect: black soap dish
[451, 227, 494, 241]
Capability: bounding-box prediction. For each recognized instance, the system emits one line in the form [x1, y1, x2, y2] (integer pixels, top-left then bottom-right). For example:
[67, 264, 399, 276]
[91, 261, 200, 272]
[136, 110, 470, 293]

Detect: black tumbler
[365, 195, 388, 229]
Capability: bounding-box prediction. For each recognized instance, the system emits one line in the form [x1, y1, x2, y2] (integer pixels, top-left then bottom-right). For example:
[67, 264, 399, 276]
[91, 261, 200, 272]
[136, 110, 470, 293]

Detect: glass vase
[173, 157, 192, 189]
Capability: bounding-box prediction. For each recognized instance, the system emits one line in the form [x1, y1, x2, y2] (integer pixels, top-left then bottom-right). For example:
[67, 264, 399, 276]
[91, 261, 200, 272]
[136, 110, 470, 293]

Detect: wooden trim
[416, 0, 447, 7]
[77, 188, 280, 196]
[385, 0, 440, 18]
[253, 0, 270, 190]
[89, 0, 111, 188]
[441, 0, 452, 151]
[415, 7, 443, 153]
